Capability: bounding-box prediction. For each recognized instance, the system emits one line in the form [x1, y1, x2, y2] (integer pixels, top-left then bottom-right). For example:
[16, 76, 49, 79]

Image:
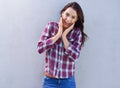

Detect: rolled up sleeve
[37, 23, 53, 54]
[65, 32, 82, 61]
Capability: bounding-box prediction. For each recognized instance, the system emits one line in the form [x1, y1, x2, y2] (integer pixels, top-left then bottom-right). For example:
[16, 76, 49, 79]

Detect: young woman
[37, 2, 87, 88]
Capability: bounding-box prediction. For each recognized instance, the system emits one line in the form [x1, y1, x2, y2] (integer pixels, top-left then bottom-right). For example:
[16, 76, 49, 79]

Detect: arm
[38, 20, 63, 54]
[37, 23, 54, 54]
[63, 29, 82, 61]
[51, 17, 63, 43]
[62, 23, 74, 50]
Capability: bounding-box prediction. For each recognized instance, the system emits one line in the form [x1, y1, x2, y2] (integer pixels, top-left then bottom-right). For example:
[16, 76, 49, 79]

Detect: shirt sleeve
[64, 31, 82, 61]
[37, 23, 54, 54]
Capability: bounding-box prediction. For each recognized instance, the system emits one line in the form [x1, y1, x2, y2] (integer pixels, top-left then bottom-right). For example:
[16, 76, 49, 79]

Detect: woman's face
[61, 7, 78, 29]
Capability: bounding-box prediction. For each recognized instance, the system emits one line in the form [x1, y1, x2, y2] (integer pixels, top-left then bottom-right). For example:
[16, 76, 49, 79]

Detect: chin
[64, 24, 73, 29]
[63, 25, 69, 29]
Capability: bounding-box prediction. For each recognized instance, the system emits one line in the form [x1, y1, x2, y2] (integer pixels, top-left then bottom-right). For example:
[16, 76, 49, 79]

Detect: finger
[60, 17, 63, 25]
[69, 23, 75, 29]
[72, 23, 75, 27]
[59, 17, 63, 28]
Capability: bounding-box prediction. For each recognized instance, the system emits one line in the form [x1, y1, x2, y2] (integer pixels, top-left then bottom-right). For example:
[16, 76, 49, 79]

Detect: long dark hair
[60, 2, 87, 46]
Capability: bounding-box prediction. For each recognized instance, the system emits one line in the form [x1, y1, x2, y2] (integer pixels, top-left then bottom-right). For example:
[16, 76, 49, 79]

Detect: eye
[66, 13, 69, 16]
[72, 16, 75, 19]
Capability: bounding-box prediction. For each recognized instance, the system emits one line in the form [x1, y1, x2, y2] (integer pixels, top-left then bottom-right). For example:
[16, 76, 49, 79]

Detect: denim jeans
[42, 76, 76, 88]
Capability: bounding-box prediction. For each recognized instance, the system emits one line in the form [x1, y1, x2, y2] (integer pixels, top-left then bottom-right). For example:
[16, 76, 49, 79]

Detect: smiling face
[61, 7, 78, 29]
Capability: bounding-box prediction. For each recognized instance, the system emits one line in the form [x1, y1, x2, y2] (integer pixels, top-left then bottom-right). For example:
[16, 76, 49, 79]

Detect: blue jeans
[42, 76, 76, 88]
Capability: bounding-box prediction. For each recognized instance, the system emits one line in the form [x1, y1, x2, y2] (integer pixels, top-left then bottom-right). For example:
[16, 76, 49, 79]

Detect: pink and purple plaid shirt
[37, 22, 82, 78]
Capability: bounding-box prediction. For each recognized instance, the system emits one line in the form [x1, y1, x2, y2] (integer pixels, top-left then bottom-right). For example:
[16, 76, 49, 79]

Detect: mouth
[64, 21, 69, 26]
[63, 20, 72, 28]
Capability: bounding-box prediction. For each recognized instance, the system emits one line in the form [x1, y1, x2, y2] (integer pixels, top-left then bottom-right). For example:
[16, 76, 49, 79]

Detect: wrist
[56, 32, 62, 38]
[62, 32, 67, 38]
[51, 33, 61, 43]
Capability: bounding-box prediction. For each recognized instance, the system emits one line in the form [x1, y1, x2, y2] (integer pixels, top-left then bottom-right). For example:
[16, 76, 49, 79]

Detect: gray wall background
[0, 0, 120, 88]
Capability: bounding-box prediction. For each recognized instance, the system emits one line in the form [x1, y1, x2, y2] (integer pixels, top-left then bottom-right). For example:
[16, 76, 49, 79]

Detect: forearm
[37, 38, 53, 54]
[62, 35, 69, 50]
[51, 28, 62, 43]
[51, 34, 61, 43]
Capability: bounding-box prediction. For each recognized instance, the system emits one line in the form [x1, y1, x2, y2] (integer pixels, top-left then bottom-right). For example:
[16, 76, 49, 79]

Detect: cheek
[71, 20, 77, 24]
[61, 16, 66, 23]
[61, 14, 66, 20]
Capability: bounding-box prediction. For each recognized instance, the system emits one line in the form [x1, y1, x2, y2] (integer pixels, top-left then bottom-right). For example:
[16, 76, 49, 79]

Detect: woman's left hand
[62, 23, 75, 37]
[62, 23, 75, 50]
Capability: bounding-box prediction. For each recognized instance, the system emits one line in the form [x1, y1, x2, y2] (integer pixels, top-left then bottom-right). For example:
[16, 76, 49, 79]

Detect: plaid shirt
[37, 22, 82, 78]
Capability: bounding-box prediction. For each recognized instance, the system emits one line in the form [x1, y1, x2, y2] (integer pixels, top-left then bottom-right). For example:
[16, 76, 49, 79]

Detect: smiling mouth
[63, 21, 71, 27]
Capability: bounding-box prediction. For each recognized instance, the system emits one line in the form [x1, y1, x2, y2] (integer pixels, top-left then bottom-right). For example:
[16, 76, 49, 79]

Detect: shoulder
[47, 22, 58, 27]
[44, 22, 58, 32]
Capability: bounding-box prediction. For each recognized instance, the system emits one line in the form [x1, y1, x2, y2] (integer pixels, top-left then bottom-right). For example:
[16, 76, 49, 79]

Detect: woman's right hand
[57, 17, 63, 37]
[50, 17, 63, 43]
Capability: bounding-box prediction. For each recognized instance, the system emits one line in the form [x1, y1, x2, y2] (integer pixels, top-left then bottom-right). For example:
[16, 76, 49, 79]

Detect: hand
[62, 23, 75, 37]
[62, 23, 75, 50]
[50, 17, 63, 43]
[57, 17, 63, 37]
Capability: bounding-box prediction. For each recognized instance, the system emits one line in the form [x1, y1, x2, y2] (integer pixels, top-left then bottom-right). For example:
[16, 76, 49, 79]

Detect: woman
[37, 2, 87, 88]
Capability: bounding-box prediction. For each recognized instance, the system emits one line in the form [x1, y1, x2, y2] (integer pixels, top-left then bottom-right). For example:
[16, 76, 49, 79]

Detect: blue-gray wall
[0, 0, 120, 88]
